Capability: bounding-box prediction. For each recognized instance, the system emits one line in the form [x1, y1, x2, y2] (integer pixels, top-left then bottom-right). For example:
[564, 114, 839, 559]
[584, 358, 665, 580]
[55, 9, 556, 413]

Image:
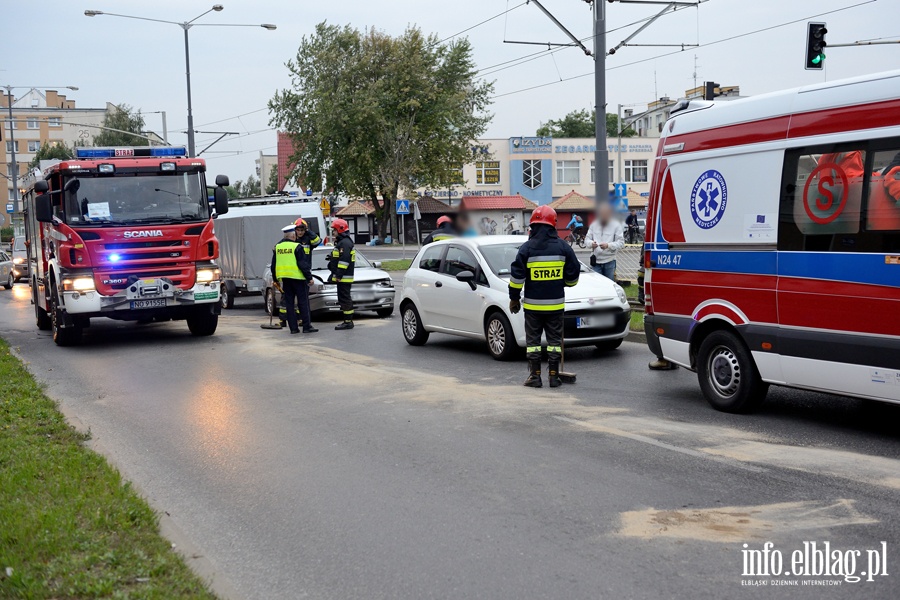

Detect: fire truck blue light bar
[75, 147, 188, 159]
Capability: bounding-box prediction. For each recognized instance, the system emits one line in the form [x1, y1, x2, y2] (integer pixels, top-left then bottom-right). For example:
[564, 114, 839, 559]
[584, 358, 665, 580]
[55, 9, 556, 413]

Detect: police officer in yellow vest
[271, 225, 318, 335]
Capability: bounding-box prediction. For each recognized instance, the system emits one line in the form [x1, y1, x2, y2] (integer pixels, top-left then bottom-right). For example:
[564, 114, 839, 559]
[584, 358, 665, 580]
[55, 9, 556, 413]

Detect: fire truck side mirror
[213, 186, 229, 216]
[215, 175, 229, 187]
[34, 180, 49, 193]
[35, 195, 54, 223]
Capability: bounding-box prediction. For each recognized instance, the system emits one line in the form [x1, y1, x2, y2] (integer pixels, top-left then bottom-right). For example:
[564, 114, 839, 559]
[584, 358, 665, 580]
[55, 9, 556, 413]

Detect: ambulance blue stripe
[651, 250, 898, 288]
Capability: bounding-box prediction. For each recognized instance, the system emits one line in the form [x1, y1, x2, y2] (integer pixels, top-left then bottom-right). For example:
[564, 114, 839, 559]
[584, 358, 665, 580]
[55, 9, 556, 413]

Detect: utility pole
[593, 0, 609, 207]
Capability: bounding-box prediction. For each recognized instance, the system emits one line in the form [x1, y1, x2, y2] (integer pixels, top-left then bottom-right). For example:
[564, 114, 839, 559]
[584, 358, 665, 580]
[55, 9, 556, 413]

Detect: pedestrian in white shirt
[585, 202, 624, 281]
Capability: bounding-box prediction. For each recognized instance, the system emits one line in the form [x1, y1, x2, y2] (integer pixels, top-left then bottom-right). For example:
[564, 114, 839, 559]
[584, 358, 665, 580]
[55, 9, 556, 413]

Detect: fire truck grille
[104, 241, 183, 250]
[99, 268, 191, 291]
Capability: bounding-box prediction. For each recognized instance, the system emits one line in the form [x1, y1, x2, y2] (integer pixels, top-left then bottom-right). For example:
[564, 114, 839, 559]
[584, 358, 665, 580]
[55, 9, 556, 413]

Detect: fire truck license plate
[131, 299, 167, 309]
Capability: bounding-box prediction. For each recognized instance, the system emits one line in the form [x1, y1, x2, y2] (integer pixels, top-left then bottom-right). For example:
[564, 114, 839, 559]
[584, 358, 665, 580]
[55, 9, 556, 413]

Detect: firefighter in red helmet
[328, 218, 356, 330]
[423, 215, 457, 245]
[509, 206, 580, 388]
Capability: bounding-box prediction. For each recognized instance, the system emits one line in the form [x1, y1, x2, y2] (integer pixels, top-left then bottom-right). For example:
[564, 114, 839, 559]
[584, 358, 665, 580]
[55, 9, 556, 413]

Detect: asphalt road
[2, 282, 899, 599]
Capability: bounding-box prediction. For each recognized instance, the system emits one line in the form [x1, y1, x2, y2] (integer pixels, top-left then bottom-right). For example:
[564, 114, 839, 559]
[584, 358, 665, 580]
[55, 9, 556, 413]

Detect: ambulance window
[865, 148, 900, 233]
[780, 142, 900, 253]
[778, 145, 866, 252]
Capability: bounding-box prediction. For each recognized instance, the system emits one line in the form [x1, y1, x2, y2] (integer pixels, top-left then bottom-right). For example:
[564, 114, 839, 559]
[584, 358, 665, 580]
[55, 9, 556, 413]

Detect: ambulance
[643, 70, 900, 413]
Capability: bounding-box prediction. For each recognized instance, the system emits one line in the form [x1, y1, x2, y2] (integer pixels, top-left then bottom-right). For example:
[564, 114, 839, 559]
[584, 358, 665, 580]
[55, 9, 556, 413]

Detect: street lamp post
[84, 5, 275, 157]
[3, 85, 78, 235]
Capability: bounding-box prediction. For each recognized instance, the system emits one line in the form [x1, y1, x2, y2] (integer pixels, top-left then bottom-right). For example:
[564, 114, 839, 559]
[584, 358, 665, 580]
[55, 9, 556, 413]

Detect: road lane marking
[552, 415, 767, 473]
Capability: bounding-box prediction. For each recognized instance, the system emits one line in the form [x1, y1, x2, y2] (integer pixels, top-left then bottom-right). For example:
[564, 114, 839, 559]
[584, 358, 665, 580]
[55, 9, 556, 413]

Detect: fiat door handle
[435, 281, 443, 288]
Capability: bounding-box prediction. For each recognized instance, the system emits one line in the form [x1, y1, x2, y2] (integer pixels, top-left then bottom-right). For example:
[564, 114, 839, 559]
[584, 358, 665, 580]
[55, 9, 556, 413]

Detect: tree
[266, 165, 280, 195]
[226, 175, 261, 199]
[536, 109, 636, 138]
[93, 103, 148, 147]
[269, 23, 493, 238]
[29, 142, 74, 168]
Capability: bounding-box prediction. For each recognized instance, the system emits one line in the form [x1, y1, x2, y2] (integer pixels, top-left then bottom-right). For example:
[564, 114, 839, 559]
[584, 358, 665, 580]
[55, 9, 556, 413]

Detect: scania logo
[123, 230, 164, 239]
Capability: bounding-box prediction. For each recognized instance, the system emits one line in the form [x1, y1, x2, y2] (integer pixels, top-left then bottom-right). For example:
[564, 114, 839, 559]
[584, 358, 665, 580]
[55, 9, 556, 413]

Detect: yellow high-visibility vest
[274, 241, 304, 280]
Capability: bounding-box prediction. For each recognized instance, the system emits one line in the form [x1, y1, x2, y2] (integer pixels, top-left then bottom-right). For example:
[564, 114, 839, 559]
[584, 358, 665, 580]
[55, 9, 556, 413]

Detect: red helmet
[530, 205, 558, 227]
[437, 215, 452, 227]
[332, 218, 349, 234]
[294, 218, 307, 228]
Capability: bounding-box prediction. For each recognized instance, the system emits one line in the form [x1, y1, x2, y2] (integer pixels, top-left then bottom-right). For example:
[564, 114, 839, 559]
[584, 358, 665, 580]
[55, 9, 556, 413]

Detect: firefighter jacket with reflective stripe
[423, 222, 457, 245]
[328, 232, 355, 283]
[272, 239, 307, 281]
[296, 230, 321, 274]
[508, 225, 580, 312]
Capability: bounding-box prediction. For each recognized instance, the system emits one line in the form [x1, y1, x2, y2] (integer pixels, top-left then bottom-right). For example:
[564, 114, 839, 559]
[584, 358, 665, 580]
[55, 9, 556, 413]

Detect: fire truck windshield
[64, 173, 210, 226]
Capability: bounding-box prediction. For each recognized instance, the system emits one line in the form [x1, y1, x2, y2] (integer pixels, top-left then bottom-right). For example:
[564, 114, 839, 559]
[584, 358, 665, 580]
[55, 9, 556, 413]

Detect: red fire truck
[23, 146, 231, 345]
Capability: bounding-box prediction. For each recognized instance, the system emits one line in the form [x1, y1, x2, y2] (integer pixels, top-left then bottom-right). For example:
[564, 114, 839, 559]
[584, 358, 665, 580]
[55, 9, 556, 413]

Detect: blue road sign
[614, 183, 627, 198]
[612, 196, 629, 213]
[396, 199, 410, 215]
[6, 203, 14, 214]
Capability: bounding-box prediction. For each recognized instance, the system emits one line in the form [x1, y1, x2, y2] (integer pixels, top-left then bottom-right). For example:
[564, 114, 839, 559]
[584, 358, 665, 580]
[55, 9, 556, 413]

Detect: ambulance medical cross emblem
[690, 170, 728, 229]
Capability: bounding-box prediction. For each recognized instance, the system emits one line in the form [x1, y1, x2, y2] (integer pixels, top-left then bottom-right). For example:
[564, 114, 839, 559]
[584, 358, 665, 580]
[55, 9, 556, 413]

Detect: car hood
[310, 267, 392, 284]
[563, 271, 619, 301]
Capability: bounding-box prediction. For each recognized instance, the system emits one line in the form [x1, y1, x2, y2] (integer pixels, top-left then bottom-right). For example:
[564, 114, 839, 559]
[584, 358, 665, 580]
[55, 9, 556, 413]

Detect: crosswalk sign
[396, 200, 410, 215]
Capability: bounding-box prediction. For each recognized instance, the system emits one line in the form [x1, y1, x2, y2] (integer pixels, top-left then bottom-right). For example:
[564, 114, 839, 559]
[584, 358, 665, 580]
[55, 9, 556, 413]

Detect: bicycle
[566, 229, 586, 248]
[625, 225, 644, 245]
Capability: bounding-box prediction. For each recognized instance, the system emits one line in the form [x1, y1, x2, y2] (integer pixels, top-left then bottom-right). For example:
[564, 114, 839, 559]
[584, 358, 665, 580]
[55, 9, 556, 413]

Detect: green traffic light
[812, 53, 825, 65]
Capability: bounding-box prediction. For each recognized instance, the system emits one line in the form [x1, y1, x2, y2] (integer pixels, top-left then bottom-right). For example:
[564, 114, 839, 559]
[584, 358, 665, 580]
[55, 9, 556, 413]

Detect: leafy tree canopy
[269, 22, 493, 236]
[93, 104, 148, 147]
[536, 109, 636, 138]
[29, 142, 74, 168]
[226, 175, 261, 199]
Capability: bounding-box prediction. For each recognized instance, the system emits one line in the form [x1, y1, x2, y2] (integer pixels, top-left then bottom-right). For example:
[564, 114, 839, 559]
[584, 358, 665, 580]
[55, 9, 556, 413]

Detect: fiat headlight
[12, 257, 24, 264]
[614, 284, 628, 305]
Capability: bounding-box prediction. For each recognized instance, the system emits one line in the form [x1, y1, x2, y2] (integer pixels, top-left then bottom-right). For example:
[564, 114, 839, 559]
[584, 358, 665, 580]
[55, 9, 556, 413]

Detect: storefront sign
[554, 143, 655, 154]
[510, 136, 553, 154]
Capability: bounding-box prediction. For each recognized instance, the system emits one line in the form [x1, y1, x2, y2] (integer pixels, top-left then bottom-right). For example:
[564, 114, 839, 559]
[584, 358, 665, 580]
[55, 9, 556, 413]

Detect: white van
[644, 69, 900, 413]
[215, 198, 327, 308]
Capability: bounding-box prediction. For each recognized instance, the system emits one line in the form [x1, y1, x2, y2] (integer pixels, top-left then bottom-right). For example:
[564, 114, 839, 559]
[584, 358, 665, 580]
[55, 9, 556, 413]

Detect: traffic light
[805, 22, 828, 70]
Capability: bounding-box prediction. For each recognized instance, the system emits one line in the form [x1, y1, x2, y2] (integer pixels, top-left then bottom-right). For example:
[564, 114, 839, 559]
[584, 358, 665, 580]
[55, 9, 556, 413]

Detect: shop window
[523, 159, 542, 189]
[556, 160, 580, 185]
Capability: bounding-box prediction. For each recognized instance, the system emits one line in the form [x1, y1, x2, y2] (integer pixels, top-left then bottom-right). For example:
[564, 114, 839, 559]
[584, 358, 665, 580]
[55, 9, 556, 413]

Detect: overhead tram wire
[477, 8, 695, 78]
[435, 2, 527, 45]
[491, 0, 879, 99]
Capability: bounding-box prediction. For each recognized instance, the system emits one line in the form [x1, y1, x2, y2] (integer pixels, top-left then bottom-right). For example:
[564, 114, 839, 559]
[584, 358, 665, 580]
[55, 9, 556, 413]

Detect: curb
[626, 329, 647, 345]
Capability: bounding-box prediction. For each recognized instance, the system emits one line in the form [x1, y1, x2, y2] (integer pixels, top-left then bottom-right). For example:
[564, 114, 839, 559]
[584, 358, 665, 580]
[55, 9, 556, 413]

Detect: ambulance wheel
[50, 283, 82, 346]
[187, 306, 218, 336]
[401, 302, 429, 346]
[697, 330, 768, 414]
[220, 282, 235, 310]
[34, 280, 51, 331]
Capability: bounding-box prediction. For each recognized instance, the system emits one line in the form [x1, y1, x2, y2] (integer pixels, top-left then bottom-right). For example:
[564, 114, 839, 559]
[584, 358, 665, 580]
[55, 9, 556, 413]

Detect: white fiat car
[399, 236, 631, 360]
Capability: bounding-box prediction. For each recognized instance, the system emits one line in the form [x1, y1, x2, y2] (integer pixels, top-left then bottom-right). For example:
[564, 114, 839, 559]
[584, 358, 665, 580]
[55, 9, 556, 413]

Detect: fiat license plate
[577, 314, 614, 329]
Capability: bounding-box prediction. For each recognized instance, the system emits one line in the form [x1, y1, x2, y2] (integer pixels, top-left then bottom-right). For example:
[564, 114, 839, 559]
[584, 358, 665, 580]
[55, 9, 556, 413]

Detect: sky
[2, 0, 898, 183]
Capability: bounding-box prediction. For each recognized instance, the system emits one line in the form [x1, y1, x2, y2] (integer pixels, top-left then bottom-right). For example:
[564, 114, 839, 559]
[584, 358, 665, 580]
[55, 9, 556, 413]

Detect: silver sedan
[264, 247, 396, 319]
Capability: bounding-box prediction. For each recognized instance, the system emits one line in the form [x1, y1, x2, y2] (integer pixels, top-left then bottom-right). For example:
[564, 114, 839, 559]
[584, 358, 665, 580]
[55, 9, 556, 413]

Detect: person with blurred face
[586, 202, 624, 281]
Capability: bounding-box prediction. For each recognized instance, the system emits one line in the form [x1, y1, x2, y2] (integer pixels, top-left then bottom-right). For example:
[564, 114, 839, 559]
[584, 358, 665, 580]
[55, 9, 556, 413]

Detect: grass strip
[0, 337, 218, 599]
[379, 259, 413, 271]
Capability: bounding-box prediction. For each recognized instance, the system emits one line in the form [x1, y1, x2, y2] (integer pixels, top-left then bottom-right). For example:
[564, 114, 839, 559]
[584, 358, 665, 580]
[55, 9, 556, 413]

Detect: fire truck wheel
[187, 306, 219, 336]
[33, 281, 52, 331]
[220, 282, 235, 310]
[697, 330, 768, 414]
[50, 285, 82, 346]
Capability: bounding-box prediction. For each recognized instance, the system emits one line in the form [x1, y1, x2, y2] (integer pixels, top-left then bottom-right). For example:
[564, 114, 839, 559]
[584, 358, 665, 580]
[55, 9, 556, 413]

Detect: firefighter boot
[523, 361, 543, 388]
[335, 321, 354, 331]
[548, 360, 561, 388]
